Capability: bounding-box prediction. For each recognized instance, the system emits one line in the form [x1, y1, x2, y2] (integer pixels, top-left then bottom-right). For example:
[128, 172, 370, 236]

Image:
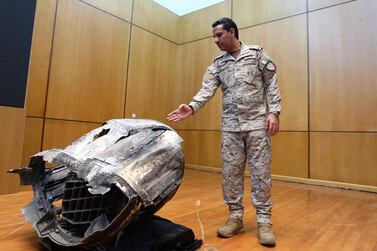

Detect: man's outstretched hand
[166, 104, 193, 122]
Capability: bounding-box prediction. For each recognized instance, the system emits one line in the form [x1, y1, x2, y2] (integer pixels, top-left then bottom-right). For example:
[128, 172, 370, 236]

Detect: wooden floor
[1, 169, 377, 251]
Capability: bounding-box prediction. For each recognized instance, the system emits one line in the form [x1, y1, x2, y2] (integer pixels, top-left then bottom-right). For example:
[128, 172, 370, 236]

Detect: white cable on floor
[196, 199, 205, 241]
[196, 200, 218, 251]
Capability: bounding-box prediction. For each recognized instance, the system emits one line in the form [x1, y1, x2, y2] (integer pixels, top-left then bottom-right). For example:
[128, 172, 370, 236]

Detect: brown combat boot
[217, 217, 244, 238]
[257, 222, 276, 246]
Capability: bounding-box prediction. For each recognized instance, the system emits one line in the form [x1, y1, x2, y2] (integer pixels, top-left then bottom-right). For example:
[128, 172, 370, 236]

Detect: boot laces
[225, 218, 241, 227]
[258, 223, 272, 234]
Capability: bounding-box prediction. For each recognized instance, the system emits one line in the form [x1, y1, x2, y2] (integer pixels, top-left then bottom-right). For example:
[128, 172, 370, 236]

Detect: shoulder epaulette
[213, 54, 225, 63]
[248, 44, 263, 51]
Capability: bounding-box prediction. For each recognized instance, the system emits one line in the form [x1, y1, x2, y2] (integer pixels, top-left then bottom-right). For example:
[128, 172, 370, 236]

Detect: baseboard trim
[185, 164, 377, 193]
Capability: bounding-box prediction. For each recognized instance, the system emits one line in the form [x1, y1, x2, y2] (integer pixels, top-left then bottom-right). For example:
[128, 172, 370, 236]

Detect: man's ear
[230, 28, 236, 37]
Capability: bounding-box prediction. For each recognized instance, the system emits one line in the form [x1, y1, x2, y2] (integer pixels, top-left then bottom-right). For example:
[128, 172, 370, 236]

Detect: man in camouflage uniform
[167, 17, 281, 246]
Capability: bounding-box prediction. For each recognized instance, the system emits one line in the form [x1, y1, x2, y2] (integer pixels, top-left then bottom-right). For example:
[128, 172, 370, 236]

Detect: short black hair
[212, 17, 239, 39]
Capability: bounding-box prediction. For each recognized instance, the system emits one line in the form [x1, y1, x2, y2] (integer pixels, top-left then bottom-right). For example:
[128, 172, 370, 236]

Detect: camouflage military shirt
[188, 43, 281, 132]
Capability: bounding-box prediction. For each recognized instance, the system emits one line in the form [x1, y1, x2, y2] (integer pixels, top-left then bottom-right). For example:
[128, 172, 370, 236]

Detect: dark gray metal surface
[9, 119, 184, 248]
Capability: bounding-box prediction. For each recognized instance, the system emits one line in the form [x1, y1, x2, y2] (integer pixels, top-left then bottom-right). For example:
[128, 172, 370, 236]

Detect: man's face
[212, 24, 235, 51]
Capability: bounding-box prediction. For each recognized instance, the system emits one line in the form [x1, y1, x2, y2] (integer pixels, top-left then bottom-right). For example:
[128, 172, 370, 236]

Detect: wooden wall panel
[26, 0, 56, 117]
[309, 0, 377, 131]
[132, 0, 179, 43]
[272, 132, 308, 178]
[240, 15, 308, 131]
[233, 0, 306, 29]
[175, 37, 222, 130]
[17, 0, 377, 192]
[80, 0, 133, 21]
[308, 0, 353, 11]
[179, 0, 231, 44]
[46, 0, 130, 123]
[43, 119, 99, 150]
[310, 132, 377, 186]
[0, 107, 26, 194]
[177, 130, 222, 170]
[22, 117, 43, 165]
[125, 26, 179, 124]
[179, 130, 308, 178]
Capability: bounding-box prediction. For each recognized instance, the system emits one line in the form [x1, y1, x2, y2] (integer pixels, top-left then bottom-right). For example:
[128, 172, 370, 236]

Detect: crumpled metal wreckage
[9, 119, 184, 249]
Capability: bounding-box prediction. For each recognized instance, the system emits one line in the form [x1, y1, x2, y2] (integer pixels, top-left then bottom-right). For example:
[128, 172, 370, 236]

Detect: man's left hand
[265, 113, 279, 136]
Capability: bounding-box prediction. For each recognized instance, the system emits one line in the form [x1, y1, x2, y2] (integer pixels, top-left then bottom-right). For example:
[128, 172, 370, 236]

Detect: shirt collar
[221, 42, 251, 62]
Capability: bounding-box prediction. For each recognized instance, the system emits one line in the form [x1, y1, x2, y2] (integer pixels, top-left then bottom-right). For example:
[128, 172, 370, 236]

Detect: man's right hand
[166, 104, 193, 122]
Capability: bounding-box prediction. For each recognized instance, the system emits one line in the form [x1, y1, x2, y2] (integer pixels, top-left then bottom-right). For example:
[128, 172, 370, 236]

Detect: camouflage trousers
[221, 129, 272, 224]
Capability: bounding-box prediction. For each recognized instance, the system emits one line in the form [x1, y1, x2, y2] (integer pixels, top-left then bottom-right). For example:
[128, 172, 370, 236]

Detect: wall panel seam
[179, 12, 307, 45]
[78, 0, 132, 24]
[178, 1, 231, 18]
[148, 1, 179, 17]
[26, 115, 43, 119]
[179, 0, 357, 46]
[306, 0, 311, 179]
[41, 0, 59, 152]
[123, 0, 135, 118]
[186, 165, 377, 193]
[230, 0, 233, 19]
[43, 117, 102, 125]
[132, 24, 178, 45]
[175, 129, 310, 132]
[77, 0, 356, 46]
[180, 36, 213, 46]
[308, 0, 356, 13]
[78, 0, 179, 45]
[310, 131, 377, 134]
[175, 129, 221, 132]
[238, 12, 307, 30]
